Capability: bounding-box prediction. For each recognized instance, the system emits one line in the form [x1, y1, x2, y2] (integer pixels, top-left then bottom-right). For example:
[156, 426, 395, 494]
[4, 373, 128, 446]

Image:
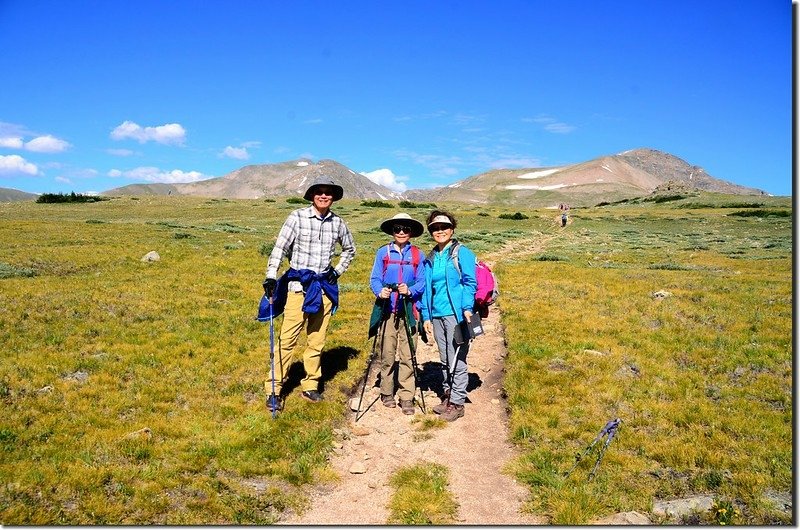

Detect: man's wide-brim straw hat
[380, 212, 424, 238]
[303, 176, 344, 201]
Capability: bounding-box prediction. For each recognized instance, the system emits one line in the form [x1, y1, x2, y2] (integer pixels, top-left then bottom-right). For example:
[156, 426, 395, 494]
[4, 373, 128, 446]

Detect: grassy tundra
[0, 194, 791, 524]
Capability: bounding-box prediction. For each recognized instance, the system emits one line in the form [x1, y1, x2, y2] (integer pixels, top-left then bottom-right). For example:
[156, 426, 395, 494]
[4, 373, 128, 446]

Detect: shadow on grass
[281, 346, 360, 397]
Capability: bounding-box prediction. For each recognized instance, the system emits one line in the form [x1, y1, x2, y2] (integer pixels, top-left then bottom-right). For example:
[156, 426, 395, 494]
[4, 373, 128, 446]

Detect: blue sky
[0, 0, 792, 196]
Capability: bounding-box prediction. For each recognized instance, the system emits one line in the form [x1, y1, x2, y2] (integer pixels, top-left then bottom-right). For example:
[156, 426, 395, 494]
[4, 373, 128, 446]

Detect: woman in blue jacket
[420, 210, 478, 422]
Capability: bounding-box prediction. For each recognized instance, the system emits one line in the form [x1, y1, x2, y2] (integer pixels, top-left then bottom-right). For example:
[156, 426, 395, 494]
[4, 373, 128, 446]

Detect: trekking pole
[399, 294, 426, 413]
[268, 295, 277, 419]
[588, 419, 621, 481]
[355, 298, 389, 422]
[565, 418, 621, 480]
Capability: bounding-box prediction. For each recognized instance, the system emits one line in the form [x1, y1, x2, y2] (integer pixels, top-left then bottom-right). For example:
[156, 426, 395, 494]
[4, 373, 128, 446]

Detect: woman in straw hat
[368, 213, 426, 415]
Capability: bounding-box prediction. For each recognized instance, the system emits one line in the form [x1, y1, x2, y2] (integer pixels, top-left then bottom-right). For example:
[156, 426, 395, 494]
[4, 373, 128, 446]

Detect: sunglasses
[314, 188, 334, 197]
[429, 223, 452, 232]
[392, 225, 412, 234]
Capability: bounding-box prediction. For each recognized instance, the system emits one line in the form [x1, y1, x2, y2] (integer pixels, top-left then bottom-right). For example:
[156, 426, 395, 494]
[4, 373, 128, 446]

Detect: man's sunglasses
[393, 225, 412, 234]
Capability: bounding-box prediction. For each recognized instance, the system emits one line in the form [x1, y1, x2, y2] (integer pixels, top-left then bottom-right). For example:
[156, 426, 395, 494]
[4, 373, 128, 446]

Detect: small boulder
[141, 251, 160, 262]
[348, 461, 367, 474]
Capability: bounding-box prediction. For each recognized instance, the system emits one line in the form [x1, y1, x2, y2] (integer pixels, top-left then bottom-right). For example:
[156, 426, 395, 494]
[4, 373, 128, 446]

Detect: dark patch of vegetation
[398, 200, 437, 209]
[36, 192, 110, 204]
[499, 212, 529, 220]
[643, 194, 689, 203]
[536, 255, 568, 262]
[173, 232, 193, 239]
[727, 209, 790, 218]
[259, 242, 274, 257]
[0, 263, 37, 279]
[286, 197, 307, 204]
[85, 219, 106, 224]
[263, 198, 275, 203]
[596, 198, 633, 207]
[360, 200, 393, 208]
[477, 212, 490, 217]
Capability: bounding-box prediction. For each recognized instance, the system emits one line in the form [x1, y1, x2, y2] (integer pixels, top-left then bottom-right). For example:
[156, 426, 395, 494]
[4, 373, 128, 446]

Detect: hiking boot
[441, 403, 464, 422]
[432, 392, 450, 415]
[266, 394, 283, 412]
[400, 399, 415, 415]
[381, 394, 397, 408]
[301, 390, 322, 403]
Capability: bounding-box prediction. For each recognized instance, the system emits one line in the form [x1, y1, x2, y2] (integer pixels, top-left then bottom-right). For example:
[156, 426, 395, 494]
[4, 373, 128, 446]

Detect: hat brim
[380, 219, 424, 238]
[303, 184, 344, 201]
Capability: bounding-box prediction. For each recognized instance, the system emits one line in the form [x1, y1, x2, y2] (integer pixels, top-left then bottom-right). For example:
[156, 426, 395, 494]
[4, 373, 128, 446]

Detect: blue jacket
[258, 267, 339, 321]
[369, 242, 425, 314]
[419, 240, 477, 322]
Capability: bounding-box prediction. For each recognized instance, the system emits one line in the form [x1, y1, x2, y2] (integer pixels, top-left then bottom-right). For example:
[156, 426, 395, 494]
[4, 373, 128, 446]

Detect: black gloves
[263, 278, 277, 298]
[325, 268, 340, 284]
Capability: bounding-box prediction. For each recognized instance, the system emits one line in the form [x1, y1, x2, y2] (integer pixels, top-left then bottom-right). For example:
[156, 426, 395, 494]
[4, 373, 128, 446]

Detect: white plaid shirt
[266, 206, 356, 290]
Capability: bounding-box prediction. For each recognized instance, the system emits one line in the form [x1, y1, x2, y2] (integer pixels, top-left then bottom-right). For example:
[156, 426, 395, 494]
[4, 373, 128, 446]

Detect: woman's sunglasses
[392, 225, 412, 234]
[428, 223, 452, 232]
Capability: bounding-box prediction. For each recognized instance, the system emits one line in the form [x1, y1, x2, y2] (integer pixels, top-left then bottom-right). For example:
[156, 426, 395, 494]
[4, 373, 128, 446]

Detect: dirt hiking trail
[282, 238, 551, 525]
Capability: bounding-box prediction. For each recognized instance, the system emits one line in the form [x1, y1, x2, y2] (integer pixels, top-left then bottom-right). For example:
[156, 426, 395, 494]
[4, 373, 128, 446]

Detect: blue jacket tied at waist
[257, 267, 339, 321]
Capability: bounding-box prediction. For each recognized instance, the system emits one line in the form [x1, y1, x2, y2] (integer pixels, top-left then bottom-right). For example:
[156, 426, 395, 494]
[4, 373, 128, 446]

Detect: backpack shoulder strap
[410, 245, 421, 271]
[381, 243, 392, 274]
[450, 241, 462, 278]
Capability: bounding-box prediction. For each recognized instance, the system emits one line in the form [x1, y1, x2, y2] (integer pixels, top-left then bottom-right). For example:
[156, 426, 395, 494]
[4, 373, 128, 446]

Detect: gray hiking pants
[432, 315, 470, 406]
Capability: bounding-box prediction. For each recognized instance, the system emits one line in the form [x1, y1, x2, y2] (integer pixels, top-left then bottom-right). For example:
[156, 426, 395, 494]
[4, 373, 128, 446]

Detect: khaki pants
[265, 291, 333, 395]
[378, 313, 416, 401]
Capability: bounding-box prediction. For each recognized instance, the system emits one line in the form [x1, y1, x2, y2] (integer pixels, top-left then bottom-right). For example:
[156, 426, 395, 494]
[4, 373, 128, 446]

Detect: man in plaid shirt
[262, 176, 356, 412]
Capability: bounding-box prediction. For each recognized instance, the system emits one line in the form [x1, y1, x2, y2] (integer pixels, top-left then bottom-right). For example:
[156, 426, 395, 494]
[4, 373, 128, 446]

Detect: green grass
[0, 195, 791, 524]
[498, 200, 792, 524]
[387, 463, 458, 524]
[0, 197, 527, 524]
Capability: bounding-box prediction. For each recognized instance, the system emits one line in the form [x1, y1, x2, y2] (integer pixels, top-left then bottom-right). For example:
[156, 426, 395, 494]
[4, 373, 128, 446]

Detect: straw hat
[380, 212, 424, 238]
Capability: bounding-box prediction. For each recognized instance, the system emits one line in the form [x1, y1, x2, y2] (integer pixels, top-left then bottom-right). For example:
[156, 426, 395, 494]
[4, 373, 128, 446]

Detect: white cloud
[361, 168, 408, 193]
[0, 154, 39, 175]
[25, 135, 71, 153]
[222, 146, 250, 160]
[0, 137, 24, 149]
[393, 149, 464, 178]
[489, 157, 541, 169]
[526, 116, 576, 134]
[107, 148, 135, 156]
[110, 121, 186, 145]
[55, 176, 72, 184]
[112, 166, 206, 183]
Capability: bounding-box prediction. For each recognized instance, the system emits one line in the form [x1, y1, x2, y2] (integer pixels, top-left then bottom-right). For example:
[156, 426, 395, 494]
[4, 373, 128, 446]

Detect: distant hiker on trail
[261, 176, 356, 413]
[420, 210, 478, 422]
[368, 213, 426, 415]
[559, 203, 570, 227]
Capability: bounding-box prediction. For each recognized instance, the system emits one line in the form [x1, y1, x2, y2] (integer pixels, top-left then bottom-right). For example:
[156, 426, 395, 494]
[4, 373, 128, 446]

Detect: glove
[263, 278, 277, 298]
[325, 268, 340, 284]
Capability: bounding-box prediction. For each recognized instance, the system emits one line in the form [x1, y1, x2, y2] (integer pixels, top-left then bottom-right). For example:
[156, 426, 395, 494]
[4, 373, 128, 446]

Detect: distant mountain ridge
[102, 159, 403, 200]
[2, 148, 768, 205]
[404, 148, 767, 206]
[0, 187, 38, 202]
